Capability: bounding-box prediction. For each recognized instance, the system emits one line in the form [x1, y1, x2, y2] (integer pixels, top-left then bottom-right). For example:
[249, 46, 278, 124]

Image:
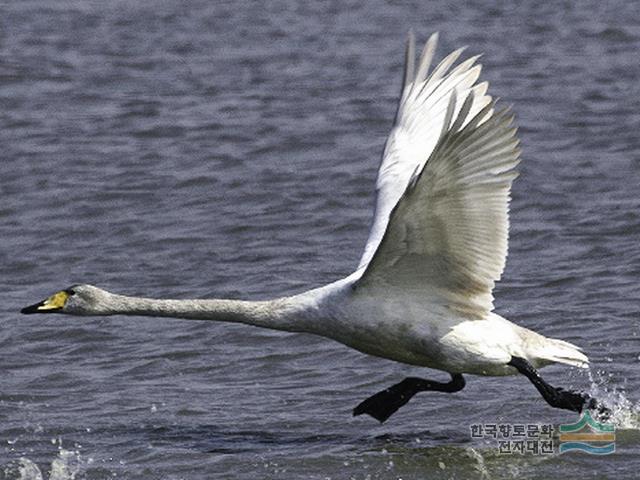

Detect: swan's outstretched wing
[355, 38, 521, 319]
[357, 32, 493, 271]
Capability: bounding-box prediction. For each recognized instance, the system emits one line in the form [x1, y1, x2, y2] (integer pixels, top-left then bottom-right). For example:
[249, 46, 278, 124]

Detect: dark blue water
[2, 1, 639, 478]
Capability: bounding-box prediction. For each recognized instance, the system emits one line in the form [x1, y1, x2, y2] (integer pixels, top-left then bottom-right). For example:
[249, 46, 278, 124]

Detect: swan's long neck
[101, 291, 321, 334]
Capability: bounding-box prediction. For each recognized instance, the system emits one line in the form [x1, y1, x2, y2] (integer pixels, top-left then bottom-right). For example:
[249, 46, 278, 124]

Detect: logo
[559, 411, 615, 455]
[469, 423, 555, 454]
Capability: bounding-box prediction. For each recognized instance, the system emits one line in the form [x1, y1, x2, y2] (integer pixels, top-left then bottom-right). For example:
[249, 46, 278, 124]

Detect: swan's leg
[508, 356, 610, 416]
[353, 374, 465, 423]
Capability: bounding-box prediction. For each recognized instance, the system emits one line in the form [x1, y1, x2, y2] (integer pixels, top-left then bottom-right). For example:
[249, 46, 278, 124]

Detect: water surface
[2, 1, 639, 478]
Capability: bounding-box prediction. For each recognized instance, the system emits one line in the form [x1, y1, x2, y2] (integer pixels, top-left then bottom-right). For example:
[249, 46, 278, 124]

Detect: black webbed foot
[353, 378, 422, 422]
[508, 356, 611, 418]
[353, 374, 465, 423]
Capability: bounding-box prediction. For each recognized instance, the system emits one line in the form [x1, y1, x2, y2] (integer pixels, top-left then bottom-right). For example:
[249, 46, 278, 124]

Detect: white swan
[22, 33, 608, 422]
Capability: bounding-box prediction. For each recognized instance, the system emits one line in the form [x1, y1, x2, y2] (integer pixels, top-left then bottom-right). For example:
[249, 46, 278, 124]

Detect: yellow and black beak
[21, 290, 71, 314]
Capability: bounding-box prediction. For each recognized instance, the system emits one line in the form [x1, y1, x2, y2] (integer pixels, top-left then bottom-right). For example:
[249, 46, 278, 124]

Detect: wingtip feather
[414, 31, 439, 83]
[403, 30, 416, 89]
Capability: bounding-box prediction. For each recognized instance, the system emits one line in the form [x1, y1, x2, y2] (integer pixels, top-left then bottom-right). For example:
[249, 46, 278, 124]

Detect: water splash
[49, 449, 80, 480]
[3, 458, 44, 480]
[466, 447, 490, 480]
[587, 368, 640, 429]
[3, 442, 81, 480]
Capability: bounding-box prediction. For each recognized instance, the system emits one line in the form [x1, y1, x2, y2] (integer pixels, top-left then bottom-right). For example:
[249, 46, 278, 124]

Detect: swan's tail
[534, 337, 589, 369]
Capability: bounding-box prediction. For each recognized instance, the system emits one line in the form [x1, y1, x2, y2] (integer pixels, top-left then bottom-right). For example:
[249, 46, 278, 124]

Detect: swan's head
[21, 284, 113, 316]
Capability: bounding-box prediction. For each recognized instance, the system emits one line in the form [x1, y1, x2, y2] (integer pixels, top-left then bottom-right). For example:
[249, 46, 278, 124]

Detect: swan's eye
[65, 289, 76, 296]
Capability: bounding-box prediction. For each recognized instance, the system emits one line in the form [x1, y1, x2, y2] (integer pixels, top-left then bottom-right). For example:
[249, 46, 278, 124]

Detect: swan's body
[23, 33, 606, 421]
